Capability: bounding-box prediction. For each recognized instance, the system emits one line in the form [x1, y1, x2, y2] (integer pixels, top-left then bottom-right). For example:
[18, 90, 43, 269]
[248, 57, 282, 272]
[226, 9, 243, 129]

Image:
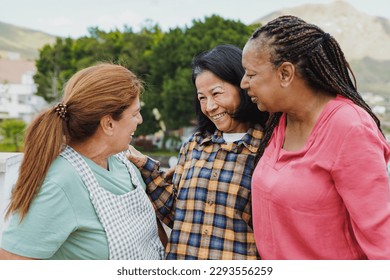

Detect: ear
[100, 115, 114, 136]
[278, 62, 295, 87]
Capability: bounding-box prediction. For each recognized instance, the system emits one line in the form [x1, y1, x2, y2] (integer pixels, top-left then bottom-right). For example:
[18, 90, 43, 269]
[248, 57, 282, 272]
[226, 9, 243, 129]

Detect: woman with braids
[0, 63, 165, 260]
[241, 15, 390, 259]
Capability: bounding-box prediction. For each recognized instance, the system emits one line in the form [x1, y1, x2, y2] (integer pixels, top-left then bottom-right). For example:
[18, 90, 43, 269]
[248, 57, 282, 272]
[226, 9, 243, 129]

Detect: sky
[1, 0, 390, 38]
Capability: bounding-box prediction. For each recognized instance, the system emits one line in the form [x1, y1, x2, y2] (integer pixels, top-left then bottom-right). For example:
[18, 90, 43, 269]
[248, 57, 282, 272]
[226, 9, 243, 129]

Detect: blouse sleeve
[1, 181, 78, 259]
[138, 142, 188, 228]
[331, 123, 390, 259]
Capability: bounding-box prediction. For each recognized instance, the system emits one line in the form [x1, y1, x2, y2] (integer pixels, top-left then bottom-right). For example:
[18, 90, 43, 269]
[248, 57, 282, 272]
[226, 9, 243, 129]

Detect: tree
[34, 25, 164, 137]
[34, 37, 75, 103]
[0, 119, 26, 152]
[147, 15, 255, 132]
[33, 16, 258, 138]
[161, 67, 194, 129]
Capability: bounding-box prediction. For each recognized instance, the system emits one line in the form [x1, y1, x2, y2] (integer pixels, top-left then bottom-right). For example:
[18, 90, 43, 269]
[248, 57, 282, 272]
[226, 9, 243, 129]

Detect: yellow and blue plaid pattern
[140, 124, 263, 259]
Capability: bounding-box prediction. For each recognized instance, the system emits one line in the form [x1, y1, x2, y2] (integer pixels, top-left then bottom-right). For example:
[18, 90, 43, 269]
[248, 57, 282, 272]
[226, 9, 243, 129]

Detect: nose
[138, 113, 143, 125]
[240, 75, 249, 90]
[206, 98, 218, 112]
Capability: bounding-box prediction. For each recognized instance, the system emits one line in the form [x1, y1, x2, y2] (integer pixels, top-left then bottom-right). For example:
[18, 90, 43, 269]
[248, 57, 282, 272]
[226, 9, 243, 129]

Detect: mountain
[252, 0, 390, 61]
[0, 21, 57, 59]
[251, 0, 390, 97]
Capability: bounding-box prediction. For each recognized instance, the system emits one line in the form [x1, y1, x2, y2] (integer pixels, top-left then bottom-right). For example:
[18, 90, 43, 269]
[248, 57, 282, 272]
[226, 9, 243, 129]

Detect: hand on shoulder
[126, 145, 147, 168]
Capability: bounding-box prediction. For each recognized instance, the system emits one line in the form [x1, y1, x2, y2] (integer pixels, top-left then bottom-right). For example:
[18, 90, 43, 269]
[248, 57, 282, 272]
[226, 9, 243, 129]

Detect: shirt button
[212, 171, 218, 178]
[203, 229, 208, 235]
[208, 200, 214, 206]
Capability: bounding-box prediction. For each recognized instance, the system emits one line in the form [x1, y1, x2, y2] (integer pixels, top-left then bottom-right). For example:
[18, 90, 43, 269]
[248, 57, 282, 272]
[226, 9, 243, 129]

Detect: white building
[0, 58, 47, 123]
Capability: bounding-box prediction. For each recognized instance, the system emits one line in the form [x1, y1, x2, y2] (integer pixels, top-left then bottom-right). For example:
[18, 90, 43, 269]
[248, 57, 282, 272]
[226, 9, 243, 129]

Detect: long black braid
[251, 15, 382, 160]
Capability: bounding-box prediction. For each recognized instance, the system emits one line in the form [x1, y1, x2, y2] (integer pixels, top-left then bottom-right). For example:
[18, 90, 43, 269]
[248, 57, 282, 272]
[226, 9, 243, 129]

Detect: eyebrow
[133, 106, 141, 113]
[197, 85, 224, 95]
[211, 85, 223, 91]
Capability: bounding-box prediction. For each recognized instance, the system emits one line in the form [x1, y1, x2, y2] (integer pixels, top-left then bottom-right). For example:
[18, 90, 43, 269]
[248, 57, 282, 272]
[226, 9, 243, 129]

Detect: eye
[133, 110, 141, 118]
[198, 96, 206, 102]
[245, 72, 255, 79]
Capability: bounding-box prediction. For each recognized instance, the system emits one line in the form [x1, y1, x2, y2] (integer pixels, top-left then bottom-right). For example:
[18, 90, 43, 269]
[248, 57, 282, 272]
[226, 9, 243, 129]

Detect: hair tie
[322, 32, 331, 43]
[55, 103, 67, 120]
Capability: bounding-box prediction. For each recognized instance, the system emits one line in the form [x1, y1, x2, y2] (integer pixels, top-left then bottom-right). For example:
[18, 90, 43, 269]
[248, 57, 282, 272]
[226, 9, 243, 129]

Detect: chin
[215, 125, 229, 133]
[257, 104, 266, 112]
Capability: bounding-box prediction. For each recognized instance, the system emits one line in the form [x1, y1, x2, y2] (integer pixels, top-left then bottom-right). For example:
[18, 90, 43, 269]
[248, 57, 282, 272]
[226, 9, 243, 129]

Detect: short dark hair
[191, 44, 268, 134]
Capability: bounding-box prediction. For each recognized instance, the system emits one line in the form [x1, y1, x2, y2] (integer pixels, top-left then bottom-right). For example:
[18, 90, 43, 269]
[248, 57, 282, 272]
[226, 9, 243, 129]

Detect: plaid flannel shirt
[139, 124, 263, 260]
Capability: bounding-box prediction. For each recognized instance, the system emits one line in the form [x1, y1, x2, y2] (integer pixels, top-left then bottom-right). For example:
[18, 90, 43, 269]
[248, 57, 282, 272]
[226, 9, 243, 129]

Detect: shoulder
[323, 96, 378, 133]
[249, 123, 264, 140]
[322, 96, 389, 154]
[43, 156, 91, 200]
[236, 124, 263, 153]
[182, 131, 208, 149]
[46, 156, 83, 186]
[189, 130, 210, 143]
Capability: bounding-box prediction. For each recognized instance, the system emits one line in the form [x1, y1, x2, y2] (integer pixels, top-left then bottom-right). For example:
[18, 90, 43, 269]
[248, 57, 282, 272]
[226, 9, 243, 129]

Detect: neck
[227, 122, 250, 133]
[69, 139, 111, 170]
[286, 92, 333, 125]
[282, 92, 334, 151]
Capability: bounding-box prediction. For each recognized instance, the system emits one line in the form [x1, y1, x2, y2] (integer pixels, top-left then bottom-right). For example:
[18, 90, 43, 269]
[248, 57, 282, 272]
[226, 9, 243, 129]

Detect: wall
[0, 153, 22, 243]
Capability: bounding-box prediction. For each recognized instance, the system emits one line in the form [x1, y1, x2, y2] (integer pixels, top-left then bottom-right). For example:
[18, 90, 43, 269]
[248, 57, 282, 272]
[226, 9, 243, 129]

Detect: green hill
[351, 58, 390, 97]
[0, 21, 57, 59]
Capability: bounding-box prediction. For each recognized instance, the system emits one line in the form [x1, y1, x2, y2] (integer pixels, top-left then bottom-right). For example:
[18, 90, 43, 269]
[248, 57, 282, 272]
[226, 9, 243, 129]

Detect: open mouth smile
[211, 112, 227, 121]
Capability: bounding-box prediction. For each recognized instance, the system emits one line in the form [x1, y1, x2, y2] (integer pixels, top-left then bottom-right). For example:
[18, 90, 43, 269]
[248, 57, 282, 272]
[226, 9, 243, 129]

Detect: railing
[0, 152, 23, 242]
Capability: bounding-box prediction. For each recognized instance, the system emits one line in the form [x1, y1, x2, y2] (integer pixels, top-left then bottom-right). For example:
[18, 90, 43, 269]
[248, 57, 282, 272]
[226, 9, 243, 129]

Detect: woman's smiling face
[196, 70, 248, 133]
[112, 97, 143, 152]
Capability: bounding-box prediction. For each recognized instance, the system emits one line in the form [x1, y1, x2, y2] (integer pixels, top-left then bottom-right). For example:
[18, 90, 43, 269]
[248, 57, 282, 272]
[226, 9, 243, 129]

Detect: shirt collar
[197, 123, 263, 153]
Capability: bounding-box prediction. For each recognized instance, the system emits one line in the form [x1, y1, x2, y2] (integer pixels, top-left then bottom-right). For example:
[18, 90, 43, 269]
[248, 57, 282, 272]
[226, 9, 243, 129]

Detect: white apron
[60, 145, 165, 260]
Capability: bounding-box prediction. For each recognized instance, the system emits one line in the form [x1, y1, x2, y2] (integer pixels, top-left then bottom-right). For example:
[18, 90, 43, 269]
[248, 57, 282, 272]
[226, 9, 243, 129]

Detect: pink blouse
[252, 95, 390, 259]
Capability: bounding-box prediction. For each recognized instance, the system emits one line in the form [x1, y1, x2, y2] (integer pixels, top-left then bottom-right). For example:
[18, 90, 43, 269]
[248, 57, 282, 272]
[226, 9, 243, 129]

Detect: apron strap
[115, 152, 143, 189]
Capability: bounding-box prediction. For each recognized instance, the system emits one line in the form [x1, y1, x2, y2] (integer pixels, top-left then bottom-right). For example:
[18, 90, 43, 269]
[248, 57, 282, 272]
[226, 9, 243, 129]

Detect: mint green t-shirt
[1, 155, 146, 259]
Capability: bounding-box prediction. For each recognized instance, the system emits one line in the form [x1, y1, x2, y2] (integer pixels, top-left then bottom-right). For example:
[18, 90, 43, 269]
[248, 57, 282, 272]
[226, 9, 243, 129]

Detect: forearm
[127, 144, 184, 227]
[142, 157, 177, 227]
[0, 248, 36, 260]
